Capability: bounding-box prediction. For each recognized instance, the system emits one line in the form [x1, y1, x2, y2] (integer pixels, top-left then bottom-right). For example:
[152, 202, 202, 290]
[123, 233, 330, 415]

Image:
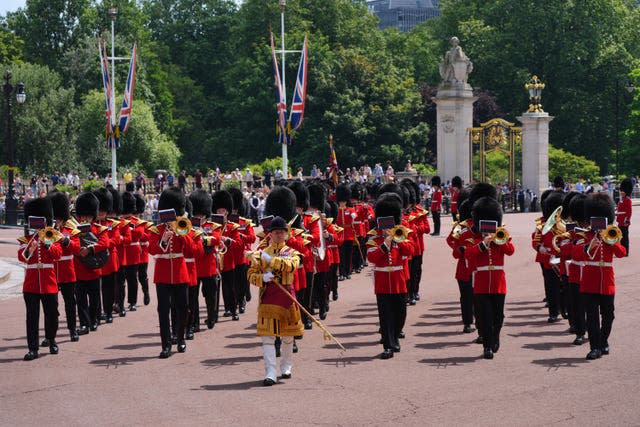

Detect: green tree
[0, 30, 24, 64]
[549, 146, 601, 183]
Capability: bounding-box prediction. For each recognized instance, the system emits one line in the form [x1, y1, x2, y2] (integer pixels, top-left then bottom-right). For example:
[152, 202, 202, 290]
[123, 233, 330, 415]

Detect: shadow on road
[505, 305, 545, 312]
[414, 330, 463, 338]
[507, 300, 545, 305]
[0, 344, 27, 353]
[225, 342, 261, 349]
[0, 357, 26, 364]
[105, 342, 160, 351]
[412, 320, 462, 327]
[89, 356, 157, 367]
[522, 341, 574, 351]
[507, 330, 569, 338]
[198, 380, 264, 391]
[323, 340, 379, 350]
[415, 341, 471, 349]
[531, 357, 588, 369]
[419, 312, 458, 319]
[418, 356, 481, 366]
[341, 313, 378, 319]
[429, 301, 459, 306]
[331, 330, 377, 338]
[316, 355, 376, 366]
[225, 332, 258, 339]
[503, 320, 550, 327]
[127, 333, 158, 339]
[349, 307, 379, 313]
[508, 313, 544, 319]
[201, 356, 262, 367]
[332, 321, 379, 328]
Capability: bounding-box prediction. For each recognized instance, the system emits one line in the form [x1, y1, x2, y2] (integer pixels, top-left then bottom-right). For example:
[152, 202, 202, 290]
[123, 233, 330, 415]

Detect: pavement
[0, 212, 639, 426]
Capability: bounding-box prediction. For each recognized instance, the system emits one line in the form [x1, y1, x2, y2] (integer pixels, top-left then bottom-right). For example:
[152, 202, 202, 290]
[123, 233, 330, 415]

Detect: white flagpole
[279, 0, 288, 177]
[109, 5, 118, 188]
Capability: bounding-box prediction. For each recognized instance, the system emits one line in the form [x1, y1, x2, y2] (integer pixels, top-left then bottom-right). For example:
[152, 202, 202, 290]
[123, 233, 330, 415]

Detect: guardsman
[464, 196, 515, 360]
[148, 187, 195, 358]
[183, 197, 204, 340]
[367, 192, 414, 360]
[228, 187, 256, 314]
[19, 197, 63, 360]
[350, 183, 365, 274]
[572, 193, 626, 360]
[616, 178, 633, 256]
[430, 176, 442, 236]
[307, 184, 330, 318]
[212, 190, 243, 321]
[450, 176, 462, 219]
[121, 192, 145, 311]
[189, 189, 221, 330]
[73, 192, 110, 334]
[405, 179, 429, 301]
[335, 184, 356, 280]
[94, 188, 120, 323]
[134, 193, 152, 305]
[247, 216, 304, 386]
[326, 200, 343, 301]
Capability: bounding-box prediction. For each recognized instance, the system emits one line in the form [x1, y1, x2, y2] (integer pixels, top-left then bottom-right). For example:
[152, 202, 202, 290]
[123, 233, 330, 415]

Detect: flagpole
[109, 5, 118, 188]
[279, 0, 288, 177]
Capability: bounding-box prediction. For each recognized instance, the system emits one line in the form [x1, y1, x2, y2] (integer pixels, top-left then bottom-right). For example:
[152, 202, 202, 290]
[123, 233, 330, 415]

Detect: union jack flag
[287, 35, 308, 138]
[270, 31, 288, 145]
[98, 39, 117, 148]
[118, 43, 137, 138]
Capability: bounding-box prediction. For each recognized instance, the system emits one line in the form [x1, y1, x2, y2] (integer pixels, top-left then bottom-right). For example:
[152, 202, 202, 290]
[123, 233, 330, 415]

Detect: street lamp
[615, 79, 634, 178]
[3, 70, 26, 226]
[524, 75, 545, 113]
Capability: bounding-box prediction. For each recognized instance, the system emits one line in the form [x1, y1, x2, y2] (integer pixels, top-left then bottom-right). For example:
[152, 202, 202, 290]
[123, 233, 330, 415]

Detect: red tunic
[450, 188, 459, 216]
[616, 196, 632, 226]
[98, 218, 121, 276]
[196, 221, 221, 278]
[121, 216, 143, 266]
[447, 220, 474, 281]
[18, 236, 63, 294]
[148, 223, 194, 284]
[54, 222, 81, 284]
[367, 231, 414, 294]
[73, 223, 110, 281]
[430, 189, 442, 213]
[464, 233, 515, 294]
[572, 231, 626, 295]
[336, 207, 356, 241]
[235, 217, 256, 266]
[219, 222, 242, 272]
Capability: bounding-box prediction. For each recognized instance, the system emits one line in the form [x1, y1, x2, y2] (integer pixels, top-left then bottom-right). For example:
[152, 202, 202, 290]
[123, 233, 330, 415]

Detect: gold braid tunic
[248, 241, 304, 337]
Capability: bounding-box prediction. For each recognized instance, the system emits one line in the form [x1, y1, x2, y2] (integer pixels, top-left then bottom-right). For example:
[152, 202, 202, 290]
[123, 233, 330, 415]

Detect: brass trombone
[172, 217, 192, 236]
[492, 227, 510, 245]
[600, 225, 622, 245]
[38, 226, 63, 245]
[389, 225, 411, 243]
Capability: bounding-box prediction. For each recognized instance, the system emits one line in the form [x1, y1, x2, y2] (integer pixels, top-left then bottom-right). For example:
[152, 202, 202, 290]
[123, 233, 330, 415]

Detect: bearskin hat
[107, 186, 122, 214]
[288, 181, 309, 210]
[451, 176, 462, 189]
[327, 200, 338, 220]
[469, 182, 497, 204]
[211, 190, 233, 215]
[227, 187, 244, 215]
[75, 192, 99, 219]
[471, 196, 503, 232]
[121, 192, 137, 215]
[134, 193, 146, 215]
[335, 183, 352, 203]
[457, 188, 470, 209]
[308, 183, 326, 211]
[431, 175, 441, 187]
[369, 182, 381, 200]
[265, 186, 297, 222]
[24, 197, 53, 226]
[185, 197, 193, 217]
[125, 182, 135, 192]
[401, 181, 416, 206]
[569, 193, 588, 224]
[560, 191, 580, 220]
[349, 183, 362, 201]
[377, 183, 403, 202]
[93, 187, 113, 213]
[159, 187, 187, 216]
[553, 175, 565, 189]
[620, 178, 633, 195]
[458, 199, 472, 222]
[542, 191, 564, 219]
[585, 192, 615, 224]
[48, 191, 70, 221]
[375, 192, 403, 225]
[189, 189, 212, 217]
[399, 185, 410, 209]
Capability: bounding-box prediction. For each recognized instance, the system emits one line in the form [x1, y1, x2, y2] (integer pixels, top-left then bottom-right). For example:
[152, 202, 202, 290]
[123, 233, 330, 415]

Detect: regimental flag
[98, 39, 117, 148]
[117, 43, 137, 138]
[270, 30, 288, 145]
[287, 35, 308, 139]
[328, 135, 339, 186]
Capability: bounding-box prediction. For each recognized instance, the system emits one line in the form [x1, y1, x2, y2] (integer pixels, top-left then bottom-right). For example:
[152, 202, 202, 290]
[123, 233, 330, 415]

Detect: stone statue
[439, 37, 473, 86]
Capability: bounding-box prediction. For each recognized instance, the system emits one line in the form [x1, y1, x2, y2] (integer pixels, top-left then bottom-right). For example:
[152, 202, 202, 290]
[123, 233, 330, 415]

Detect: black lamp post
[3, 70, 26, 225]
[615, 79, 635, 178]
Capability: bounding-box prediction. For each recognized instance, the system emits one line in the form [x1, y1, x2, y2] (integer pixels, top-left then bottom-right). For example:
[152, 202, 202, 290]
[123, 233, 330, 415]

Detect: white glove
[262, 272, 275, 283]
[538, 246, 548, 254]
[261, 251, 272, 263]
[351, 212, 357, 219]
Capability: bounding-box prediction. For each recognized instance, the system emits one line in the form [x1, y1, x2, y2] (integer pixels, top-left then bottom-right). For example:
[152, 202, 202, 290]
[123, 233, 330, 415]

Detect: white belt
[58, 255, 73, 261]
[476, 265, 503, 272]
[328, 245, 338, 249]
[353, 221, 362, 224]
[584, 261, 612, 267]
[26, 263, 54, 269]
[616, 212, 626, 215]
[155, 253, 184, 259]
[374, 266, 403, 272]
[128, 242, 140, 246]
[141, 242, 149, 246]
[572, 261, 585, 267]
[185, 258, 195, 263]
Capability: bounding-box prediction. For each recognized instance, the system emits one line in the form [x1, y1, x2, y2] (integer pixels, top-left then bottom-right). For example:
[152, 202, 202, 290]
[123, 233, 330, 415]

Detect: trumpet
[551, 232, 571, 252]
[389, 225, 411, 243]
[172, 217, 192, 236]
[600, 225, 622, 245]
[38, 226, 63, 245]
[492, 227, 510, 245]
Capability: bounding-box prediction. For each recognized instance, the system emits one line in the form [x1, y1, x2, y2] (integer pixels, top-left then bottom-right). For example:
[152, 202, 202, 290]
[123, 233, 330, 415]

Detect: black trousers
[24, 292, 58, 352]
[568, 282, 585, 336]
[101, 272, 116, 320]
[352, 238, 362, 271]
[376, 294, 406, 350]
[620, 225, 629, 256]
[59, 282, 77, 332]
[77, 279, 100, 327]
[542, 268, 561, 318]
[313, 272, 329, 317]
[303, 271, 314, 317]
[457, 279, 474, 326]
[125, 264, 139, 305]
[156, 283, 188, 348]
[220, 270, 237, 314]
[137, 263, 149, 295]
[560, 274, 570, 318]
[188, 283, 201, 331]
[234, 264, 248, 309]
[329, 264, 339, 294]
[409, 256, 422, 297]
[339, 240, 353, 277]
[476, 294, 505, 351]
[116, 267, 126, 310]
[432, 211, 441, 235]
[583, 293, 615, 351]
[200, 275, 219, 324]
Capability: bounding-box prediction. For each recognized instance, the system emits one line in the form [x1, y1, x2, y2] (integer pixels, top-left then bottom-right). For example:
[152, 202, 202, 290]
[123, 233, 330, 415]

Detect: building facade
[367, 0, 440, 32]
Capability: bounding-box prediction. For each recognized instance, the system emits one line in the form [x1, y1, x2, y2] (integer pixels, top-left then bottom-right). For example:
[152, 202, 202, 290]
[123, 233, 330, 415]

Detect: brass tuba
[551, 232, 571, 252]
[541, 206, 564, 235]
[492, 227, 510, 245]
[389, 225, 411, 243]
[172, 217, 192, 236]
[38, 226, 63, 245]
[600, 225, 622, 245]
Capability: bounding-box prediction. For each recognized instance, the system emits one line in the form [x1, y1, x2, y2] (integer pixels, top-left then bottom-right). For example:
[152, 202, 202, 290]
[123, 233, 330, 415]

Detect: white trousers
[261, 336, 294, 381]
